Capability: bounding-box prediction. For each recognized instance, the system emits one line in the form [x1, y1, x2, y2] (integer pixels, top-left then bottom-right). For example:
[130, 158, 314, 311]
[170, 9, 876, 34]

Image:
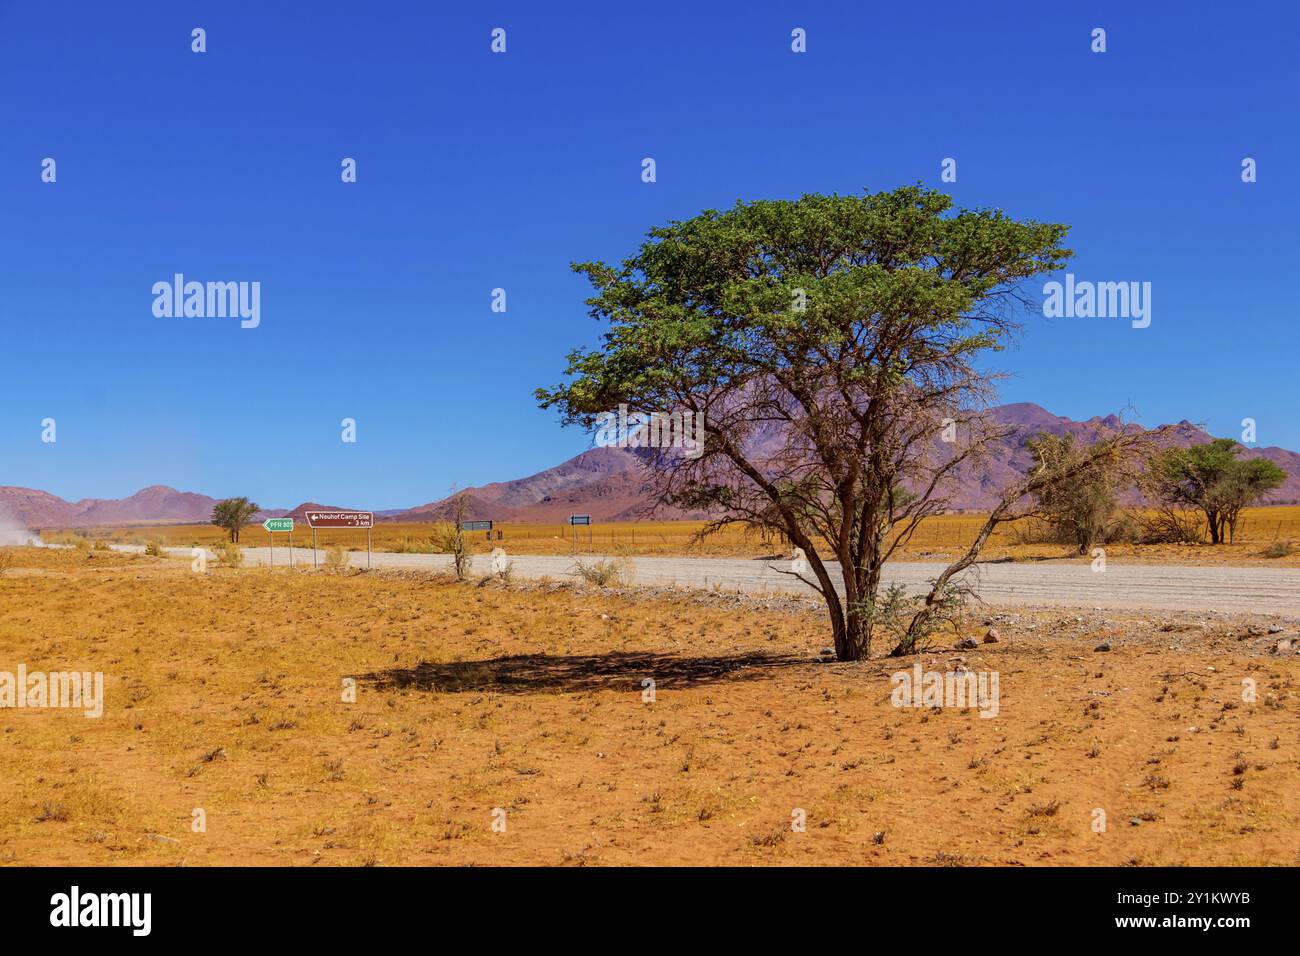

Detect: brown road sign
[304, 510, 374, 528]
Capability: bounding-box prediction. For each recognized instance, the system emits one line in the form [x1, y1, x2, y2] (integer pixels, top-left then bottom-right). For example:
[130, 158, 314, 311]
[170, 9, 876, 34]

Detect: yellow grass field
[46, 505, 1300, 567]
[1, 546, 1297, 866]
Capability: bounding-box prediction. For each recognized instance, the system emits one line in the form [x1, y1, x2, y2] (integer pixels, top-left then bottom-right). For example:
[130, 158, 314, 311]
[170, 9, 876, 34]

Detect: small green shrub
[213, 541, 244, 567]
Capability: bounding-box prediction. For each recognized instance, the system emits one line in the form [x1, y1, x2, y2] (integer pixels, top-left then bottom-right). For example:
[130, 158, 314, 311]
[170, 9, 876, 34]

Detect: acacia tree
[538, 186, 1146, 660]
[1146, 439, 1286, 544]
[1024, 431, 1130, 554]
[430, 491, 472, 581]
[211, 497, 259, 543]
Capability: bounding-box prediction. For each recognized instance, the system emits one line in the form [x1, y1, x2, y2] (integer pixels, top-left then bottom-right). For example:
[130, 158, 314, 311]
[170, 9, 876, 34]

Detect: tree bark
[830, 600, 868, 661]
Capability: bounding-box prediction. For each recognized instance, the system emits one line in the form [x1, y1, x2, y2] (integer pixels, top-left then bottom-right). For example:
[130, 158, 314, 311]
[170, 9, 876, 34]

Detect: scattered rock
[983, 628, 1000, 644]
[956, 637, 979, 650]
[1129, 818, 1142, 827]
[1268, 626, 1284, 635]
[1094, 642, 1112, 653]
[146, 833, 179, 845]
[871, 831, 885, 845]
[1272, 639, 1293, 654]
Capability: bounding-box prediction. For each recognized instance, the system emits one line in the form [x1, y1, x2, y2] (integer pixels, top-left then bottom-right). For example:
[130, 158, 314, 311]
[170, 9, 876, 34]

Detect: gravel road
[117, 544, 1300, 616]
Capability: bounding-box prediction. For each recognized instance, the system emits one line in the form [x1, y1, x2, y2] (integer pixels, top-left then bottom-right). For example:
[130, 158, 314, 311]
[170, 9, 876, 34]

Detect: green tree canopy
[1149, 438, 1286, 543]
[539, 186, 1145, 660]
[210, 497, 260, 544]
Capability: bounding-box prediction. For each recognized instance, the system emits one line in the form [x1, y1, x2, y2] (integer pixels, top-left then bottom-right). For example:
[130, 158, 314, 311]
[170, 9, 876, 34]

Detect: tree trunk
[831, 609, 868, 662]
[1207, 509, 1221, 544]
[834, 555, 880, 661]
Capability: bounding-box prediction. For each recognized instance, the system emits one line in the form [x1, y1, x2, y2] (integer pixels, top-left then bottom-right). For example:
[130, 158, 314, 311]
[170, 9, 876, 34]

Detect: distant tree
[1025, 431, 1128, 554]
[538, 186, 1151, 660]
[430, 492, 472, 581]
[1146, 439, 1286, 544]
[211, 497, 260, 544]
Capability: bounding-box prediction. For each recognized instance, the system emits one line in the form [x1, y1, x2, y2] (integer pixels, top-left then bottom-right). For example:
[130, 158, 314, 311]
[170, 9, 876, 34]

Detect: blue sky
[2, 0, 1296, 509]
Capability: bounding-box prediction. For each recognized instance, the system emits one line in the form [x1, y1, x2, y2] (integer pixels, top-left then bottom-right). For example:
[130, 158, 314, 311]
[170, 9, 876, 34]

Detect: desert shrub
[1103, 511, 1143, 544]
[93, 539, 111, 551]
[1025, 432, 1130, 554]
[1011, 508, 1140, 550]
[430, 521, 471, 581]
[73, 536, 90, 552]
[571, 555, 633, 587]
[0, 551, 13, 577]
[1261, 541, 1295, 559]
[393, 535, 436, 554]
[213, 541, 244, 567]
[324, 545, 350, 570]
[852, 579, 971, 652]
[1132, 506, 1204, 545]
[144, 539, 166, 557]
[1007, 518, 1056, 546]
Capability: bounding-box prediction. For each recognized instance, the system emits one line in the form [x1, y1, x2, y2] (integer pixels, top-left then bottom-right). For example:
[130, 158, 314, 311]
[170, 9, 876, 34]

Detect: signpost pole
[262, 518, 297, 568]
[303, 512, 373, 570]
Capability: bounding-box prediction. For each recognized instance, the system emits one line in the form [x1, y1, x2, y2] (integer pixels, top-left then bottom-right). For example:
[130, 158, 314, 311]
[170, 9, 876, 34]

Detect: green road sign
[263, 518, 294, 533]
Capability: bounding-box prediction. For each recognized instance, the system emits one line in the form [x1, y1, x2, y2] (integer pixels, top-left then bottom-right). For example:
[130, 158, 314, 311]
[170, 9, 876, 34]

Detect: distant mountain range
[0, 485, 289, 529]
[3, 404, 1298, 529]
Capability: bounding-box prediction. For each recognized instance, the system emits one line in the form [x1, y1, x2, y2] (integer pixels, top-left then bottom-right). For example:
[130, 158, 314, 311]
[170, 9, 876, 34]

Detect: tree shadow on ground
[357, 651, 806, 695]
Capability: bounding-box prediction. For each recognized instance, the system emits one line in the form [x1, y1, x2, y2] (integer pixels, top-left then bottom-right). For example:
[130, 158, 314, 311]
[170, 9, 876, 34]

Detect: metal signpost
[263, 517, 294, 567]
[304, 511, 375, 569]
[568, 514, 592, 552]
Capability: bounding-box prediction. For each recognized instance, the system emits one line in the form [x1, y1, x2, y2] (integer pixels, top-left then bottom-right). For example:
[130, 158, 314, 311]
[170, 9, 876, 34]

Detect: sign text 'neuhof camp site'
[304, 511, 374, 529]
[304, 511, 375, 568]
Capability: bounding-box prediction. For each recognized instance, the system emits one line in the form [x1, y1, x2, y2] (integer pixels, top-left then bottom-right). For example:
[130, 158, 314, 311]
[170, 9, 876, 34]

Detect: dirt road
[122, 544, 1300, 616]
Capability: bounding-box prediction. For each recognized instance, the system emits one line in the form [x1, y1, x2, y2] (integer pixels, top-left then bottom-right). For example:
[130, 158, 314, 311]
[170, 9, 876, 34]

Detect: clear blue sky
[2, 0, 1296, 509]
